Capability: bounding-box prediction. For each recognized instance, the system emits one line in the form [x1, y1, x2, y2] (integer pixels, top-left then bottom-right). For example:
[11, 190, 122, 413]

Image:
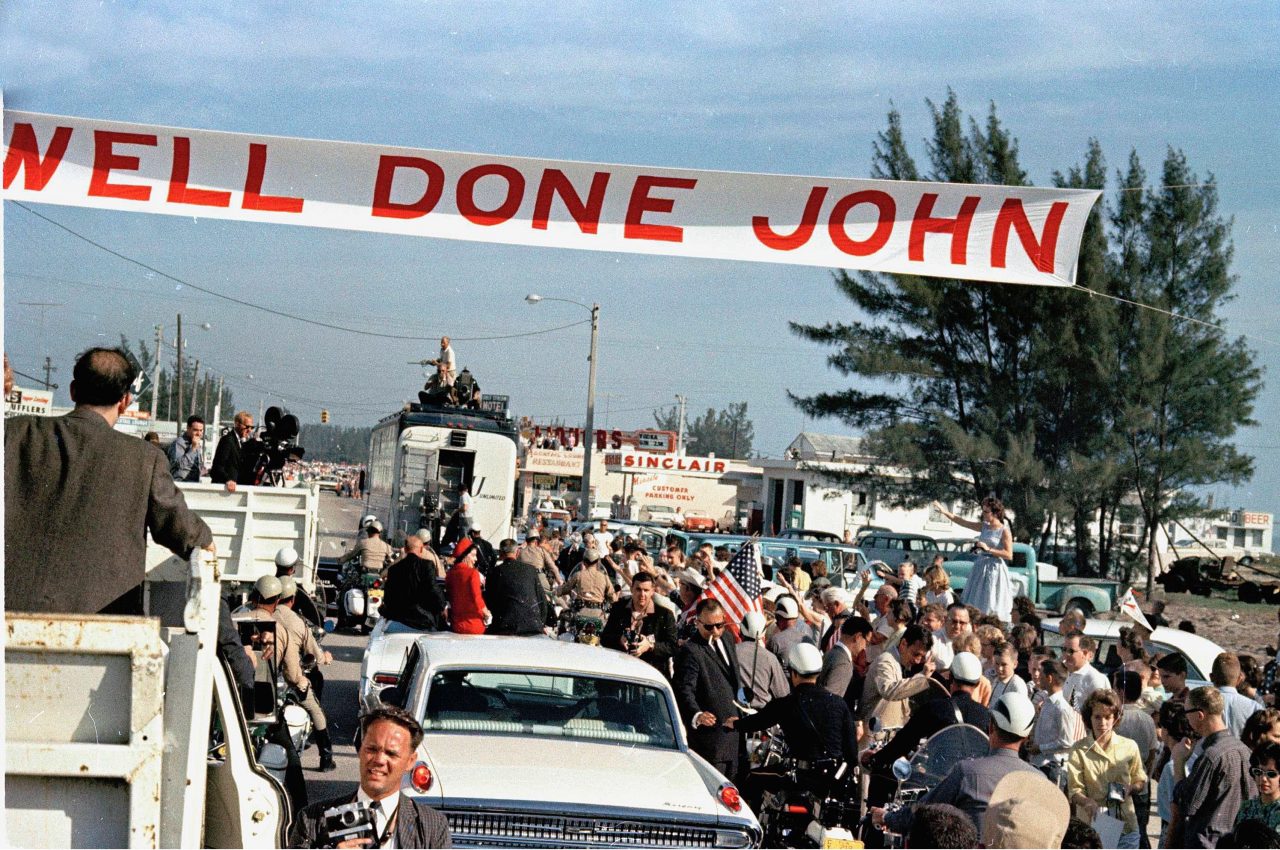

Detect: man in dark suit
[820, 615, 873, 710]
[484, 538, 549, 636]
[5, 347, 214, 615]
[209, 410, 260, 491]
[290, 706, 452, 848]
[381, 534, 448, 632]
[674, 598, 744, 778]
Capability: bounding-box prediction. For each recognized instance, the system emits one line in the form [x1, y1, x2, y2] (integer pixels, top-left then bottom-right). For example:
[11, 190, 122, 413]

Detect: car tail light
[372, 579, 383, 589]
[411, 762, 433, 792]
[718, 783, 742, 812]
[372, 673, 400, 685]
[785, 803, 810, 815]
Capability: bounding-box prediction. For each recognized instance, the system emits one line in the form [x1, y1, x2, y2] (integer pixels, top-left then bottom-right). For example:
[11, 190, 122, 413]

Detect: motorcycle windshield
[906, 723, 989, 788]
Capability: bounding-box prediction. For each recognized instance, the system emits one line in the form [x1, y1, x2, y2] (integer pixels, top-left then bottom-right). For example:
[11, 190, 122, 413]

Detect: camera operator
[210, 411, 261, 492]
[291, 706, 452, 848]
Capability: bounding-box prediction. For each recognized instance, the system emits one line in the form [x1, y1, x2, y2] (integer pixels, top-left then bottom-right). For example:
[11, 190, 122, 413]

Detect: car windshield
[422, 669, 679, 750]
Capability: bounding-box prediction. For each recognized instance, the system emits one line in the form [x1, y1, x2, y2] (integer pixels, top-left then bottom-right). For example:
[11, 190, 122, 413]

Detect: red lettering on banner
[828, 190, 896, 256]
[624, 175, 697, 242]
[990, 198, 1068, 274]
[909, 194, 980, 265]
[242, 144, 304, 213]
[88, 131, 157, 201]
[371, 156, 445, 219]
[166, 137, 231, 207]
[3, 123, 72, 191]
[753, 186, 828, 251]
[457, 164, 525, 226]
[532, 169, 610, 233]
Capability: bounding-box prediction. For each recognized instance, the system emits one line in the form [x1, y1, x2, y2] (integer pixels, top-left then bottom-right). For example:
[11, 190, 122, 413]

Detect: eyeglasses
[1183, 707, 1203, 717]
[698, 620, 727, 631]
[1252, 768, 1280, 780]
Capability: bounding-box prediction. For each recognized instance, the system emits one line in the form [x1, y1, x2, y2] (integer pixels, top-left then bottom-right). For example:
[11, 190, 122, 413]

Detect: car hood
[414, 734, 727, 817]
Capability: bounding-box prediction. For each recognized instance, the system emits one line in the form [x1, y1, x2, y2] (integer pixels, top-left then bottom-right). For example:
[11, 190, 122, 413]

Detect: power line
[13, 202, 590, 342]
[1070, 284, 1280, 350]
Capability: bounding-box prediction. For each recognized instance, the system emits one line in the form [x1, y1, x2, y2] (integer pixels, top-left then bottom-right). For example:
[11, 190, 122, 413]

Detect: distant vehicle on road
[314, 477, 340, 493]
[777, 528, 844, 544]
[370, 634, 762, 848]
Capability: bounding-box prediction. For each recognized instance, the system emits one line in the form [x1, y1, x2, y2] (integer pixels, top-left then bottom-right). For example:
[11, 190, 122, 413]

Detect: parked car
[639, 504, 678, 526]
[857, 531, 945, 568]
[777, 528, 844, 544]
[314, 477, 340, 493]
[682, 511, 718, 532]
[1041, 616, 1222, 688]
[680, 533, 871, 595]
[944, 542, 1122, 616]
[372, 634, 762, 848]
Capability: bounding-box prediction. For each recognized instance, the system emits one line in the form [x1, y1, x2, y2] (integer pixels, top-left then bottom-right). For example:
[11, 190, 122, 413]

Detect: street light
[525, 293, 600, 519]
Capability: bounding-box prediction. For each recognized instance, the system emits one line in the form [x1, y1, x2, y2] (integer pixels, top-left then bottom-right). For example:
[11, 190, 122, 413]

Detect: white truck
[5, 483, 323, 848]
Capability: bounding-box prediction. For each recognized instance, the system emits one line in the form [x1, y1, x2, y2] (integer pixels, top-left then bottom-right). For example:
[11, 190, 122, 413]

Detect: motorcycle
[556, 598, 610, 645]
[756, 755, 862, 849]
[335, 563, 383, 634]
[871, 723, 989, 848]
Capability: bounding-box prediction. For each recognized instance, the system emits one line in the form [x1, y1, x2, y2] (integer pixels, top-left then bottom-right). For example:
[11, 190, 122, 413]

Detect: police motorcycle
[755, 748, 862, 849]
[334, 516, 389, 634]
[555, 597, 611, 645]
[867, 722, 990, 848]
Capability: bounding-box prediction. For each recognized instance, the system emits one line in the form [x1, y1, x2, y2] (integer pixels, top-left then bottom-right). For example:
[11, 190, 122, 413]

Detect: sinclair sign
[605, 451, 727, 477]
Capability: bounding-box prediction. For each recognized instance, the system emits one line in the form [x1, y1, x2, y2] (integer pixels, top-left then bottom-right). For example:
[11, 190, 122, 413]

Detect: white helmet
[360, 514, 378, 528]
[274, 546, 299, 569]
[278, 576, 297, 600]
[254, 575, 283, 601]
[991, 691, 1037, 738]
[788, 642, 824, 676]
[741, 611, 767, 641]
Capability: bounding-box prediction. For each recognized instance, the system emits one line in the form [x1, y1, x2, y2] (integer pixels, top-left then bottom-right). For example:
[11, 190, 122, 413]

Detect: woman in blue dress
[933, 497, 1014, 623]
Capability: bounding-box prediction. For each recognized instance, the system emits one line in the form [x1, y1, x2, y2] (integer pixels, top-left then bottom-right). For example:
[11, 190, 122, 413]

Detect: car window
[423, 669, 679, 750]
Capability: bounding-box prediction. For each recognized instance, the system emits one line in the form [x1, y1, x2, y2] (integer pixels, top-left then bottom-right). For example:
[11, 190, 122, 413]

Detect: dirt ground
[1142, 592, 1280, 660]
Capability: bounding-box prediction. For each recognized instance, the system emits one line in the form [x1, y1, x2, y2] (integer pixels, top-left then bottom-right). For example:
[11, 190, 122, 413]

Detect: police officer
[731, 642, 859, 764]
[557, 549, 618, 607]
[275, 575, 337, 771]
[341, 519, 394, 575]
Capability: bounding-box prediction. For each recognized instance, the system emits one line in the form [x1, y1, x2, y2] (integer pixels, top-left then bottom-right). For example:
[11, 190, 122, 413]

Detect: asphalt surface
[302, 491, 374, 805]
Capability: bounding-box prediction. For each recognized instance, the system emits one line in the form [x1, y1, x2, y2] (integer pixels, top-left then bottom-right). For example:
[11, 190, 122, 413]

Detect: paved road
[303, 491, 375, 806]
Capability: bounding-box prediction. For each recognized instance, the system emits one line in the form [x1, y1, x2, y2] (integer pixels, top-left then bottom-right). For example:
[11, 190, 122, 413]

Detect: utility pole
[150, 324, 162, 419]
[175, 313, 184, 428]
[580, 303, 600, 515]
[189, 359, 200, 416]
[675, 394, 687, 455]
[41, 356, 57, 391]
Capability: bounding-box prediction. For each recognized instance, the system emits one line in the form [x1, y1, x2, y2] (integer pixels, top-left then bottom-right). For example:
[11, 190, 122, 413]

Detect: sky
[2, 2, 1277, 526]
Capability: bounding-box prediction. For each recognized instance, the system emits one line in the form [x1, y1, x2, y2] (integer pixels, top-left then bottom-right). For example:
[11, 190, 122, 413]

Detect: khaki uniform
[558, 566, 617, 606]
[343, 535, 395, 573]
[270, 603, 328, 731]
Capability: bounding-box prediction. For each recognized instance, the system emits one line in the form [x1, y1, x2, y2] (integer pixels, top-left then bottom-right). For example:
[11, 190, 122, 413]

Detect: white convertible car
[369, 633, 763, 848]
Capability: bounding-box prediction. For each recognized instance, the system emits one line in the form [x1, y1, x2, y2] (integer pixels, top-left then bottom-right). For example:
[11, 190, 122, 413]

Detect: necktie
[369, 801, 385, 847]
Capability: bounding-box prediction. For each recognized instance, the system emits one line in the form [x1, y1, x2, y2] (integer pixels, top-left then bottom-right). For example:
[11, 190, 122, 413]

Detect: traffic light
[320, 409, 330, 424]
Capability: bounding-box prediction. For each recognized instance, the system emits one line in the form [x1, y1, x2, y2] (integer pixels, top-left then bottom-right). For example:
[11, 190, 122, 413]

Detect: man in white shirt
[1213, 652, 1265, 739]
[595, 519, 615, 551]
[1061, 634, 1110, 712]
[431, 336, 456, 386]
[290, 706, 452, 847]
[865, 583, 899, 663]
[1030, 658, 1084, 769]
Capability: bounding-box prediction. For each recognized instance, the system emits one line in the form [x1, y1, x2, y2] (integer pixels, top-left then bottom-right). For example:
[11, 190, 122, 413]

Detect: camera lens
[341, 811, 358, 826]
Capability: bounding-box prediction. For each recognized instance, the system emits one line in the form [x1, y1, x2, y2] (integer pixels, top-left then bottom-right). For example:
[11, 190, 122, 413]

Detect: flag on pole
[1118, 587, 1154, 631]
[700, 539, 763, 623]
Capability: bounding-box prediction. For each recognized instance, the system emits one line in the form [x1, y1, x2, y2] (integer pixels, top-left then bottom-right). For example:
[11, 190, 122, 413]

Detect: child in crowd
[922, 557, 954, 608]
[988, 640, 1029, 704]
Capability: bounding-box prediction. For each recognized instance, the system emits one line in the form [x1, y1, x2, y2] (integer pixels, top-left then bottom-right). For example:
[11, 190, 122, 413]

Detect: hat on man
[763, 584, 787, 604]
[775, 596, 800, 620]
[991, 691, 1037, 738]
[675, 568, 705, 590]
[452, 538, 474, 560]
[741, 611, 767, 640]
[950, 652, 983, 685]
[582, 548, 601, 564]
[254, 575, 283, 601]
[982, 771, 1070, 848]
[811, 576, 833, 591]
[526, 530, 542, 541]
[788, 642, 824, 676]
[274, 546, 299, 568]
[278, 576, 297, 600]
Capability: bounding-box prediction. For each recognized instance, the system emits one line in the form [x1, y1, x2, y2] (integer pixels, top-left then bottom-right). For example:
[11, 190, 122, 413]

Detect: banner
[1118, 587, 1154, 631]
[3, 110, 1101, 286]
[5, 384, 54, 417]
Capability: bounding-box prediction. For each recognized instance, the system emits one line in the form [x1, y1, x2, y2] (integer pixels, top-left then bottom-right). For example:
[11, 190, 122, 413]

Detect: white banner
[2, 110, 1101, 286]
[5, 384, 54, 417]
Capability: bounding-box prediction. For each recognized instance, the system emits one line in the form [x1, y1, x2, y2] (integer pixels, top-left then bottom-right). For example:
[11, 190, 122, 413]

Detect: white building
[1175, 509, 1274, 557]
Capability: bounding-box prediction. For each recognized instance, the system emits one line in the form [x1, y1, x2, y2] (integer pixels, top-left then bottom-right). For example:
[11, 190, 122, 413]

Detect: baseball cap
[950, 652, 983, 685]
[991, 691, 1036, 738]
[453, 538, 474, 559]
[788, 642, 824, 676]
[775, 597, 800, 620]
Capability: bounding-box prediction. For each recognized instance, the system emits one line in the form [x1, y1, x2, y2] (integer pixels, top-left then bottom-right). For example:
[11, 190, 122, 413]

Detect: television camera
[251, 405, 306, 486]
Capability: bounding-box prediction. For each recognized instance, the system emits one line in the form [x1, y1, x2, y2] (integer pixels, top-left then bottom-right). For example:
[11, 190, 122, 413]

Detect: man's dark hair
[1178, 619, 1197, 634]
[1061, 818, 1102, 849]
[1156, 700, 1192, 741]
[1112, 669, 1144, 702]
[185, 414, 205, 428]
[366, 525, 381, 537]
[842, 615, 873, 638]
[1157, 652, 1188, 677]
[631, 571, 655, 587]
[72, 347, 137, 406]
[906, 803, 976, 849]
[890, 598, 915, 623]
[901, 623, 934, 650]
[359, 705, 424, 749]
[1042, 658, 1069, 683]
[499, 538, 518, 557]
[696, 597, 725, 617]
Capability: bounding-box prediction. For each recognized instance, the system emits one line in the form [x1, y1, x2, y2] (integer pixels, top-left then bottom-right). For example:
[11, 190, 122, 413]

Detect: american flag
[699, 539, 763, 623]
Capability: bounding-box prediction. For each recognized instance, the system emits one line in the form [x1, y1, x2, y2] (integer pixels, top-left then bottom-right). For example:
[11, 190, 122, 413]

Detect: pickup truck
[944, 542, 1122, 616]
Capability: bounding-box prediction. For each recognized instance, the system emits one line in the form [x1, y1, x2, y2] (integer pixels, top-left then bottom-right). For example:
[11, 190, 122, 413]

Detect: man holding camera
[291, 706, 452, 848]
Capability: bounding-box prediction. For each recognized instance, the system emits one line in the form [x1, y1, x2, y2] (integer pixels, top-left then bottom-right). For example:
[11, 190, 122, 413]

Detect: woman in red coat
[445, 538, 488, 634]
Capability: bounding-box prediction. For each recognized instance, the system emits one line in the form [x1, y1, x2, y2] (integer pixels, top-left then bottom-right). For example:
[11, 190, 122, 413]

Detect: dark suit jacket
[290, 791, 452, 848]
[674, 633, 743, 767]
[380, 554, 448, 631]
[600, 602, 678, 675]
[868, 691, 992, 774]
[5, 408, 213, 614]
[209, 431, 260, 485]
[484, 559, 549, 635]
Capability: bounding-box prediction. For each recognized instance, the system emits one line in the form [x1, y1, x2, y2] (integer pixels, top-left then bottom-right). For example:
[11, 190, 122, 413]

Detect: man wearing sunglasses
[674, 598, 744, 780]
[1168, 686, 1255, 848]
